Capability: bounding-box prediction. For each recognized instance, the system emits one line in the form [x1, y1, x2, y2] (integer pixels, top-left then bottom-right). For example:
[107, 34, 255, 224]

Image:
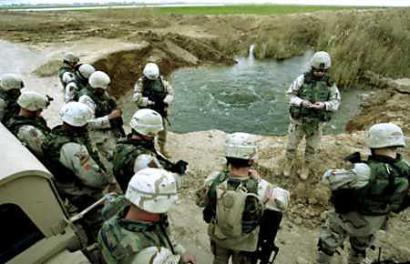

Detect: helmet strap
[125, 204, 161, 223]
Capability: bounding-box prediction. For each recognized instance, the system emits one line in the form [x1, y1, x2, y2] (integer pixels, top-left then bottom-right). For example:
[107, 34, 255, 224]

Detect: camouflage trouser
[316, 211, 387, 264]
[286, 121, 322, 162]
[211, 241, 253, 264]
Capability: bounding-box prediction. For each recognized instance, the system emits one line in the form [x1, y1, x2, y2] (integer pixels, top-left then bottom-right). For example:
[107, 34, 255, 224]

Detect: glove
[171, 160, 188, 174]
[141, 97, 154, 107]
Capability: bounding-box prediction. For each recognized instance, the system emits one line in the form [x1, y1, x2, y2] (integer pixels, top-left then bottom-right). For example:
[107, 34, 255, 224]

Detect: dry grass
[250, 9, 410, 86]
[317, 9, 410, 86]
[2, 8, 408, 86]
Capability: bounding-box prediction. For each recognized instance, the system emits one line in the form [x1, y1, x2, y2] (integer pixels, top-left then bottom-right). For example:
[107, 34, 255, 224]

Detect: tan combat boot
[283, 159, 294, 177]
[299, 161, 311, 180]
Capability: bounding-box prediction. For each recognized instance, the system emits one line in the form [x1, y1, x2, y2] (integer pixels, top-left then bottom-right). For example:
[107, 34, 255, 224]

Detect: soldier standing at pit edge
[132, 62, 174, 155]
[316, 123, 409, 264]
[58, 52, 80, 88]
[283, 51, 341, 180]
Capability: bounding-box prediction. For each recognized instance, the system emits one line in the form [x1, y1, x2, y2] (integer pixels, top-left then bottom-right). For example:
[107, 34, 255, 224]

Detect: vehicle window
[0, 203, 44, 263]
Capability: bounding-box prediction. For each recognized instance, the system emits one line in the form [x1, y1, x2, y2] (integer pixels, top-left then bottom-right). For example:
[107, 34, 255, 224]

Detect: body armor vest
[113, 138, 157, 192]
[7, 115, 50, 136]
[79, 89, 117, 117]
[0, 90, 20, 123]
[332, 154, 409, 215]
[43, 125, 105, 184]
[142, 77, 167, 116]
[58, 63, 74, 85]
[357, 155, 409, 215]
[289, 72, 334, 122]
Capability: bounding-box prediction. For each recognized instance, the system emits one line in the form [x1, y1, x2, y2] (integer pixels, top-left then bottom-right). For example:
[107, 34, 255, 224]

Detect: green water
[167, 51, 362, 136]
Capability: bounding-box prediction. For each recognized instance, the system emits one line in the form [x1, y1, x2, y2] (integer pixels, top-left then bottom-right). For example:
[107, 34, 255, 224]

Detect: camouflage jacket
[6, 115, 50, 158]
[42, 125, 110, 206]
[328, 154, 410, 216]
[112, 137, 173, 192]
[98, 195, 185, 264]
[358, 154, 409, 215]
[58, 63, 75, 87]
[0, 90, 20, 124]
[287, 71, 340, 123]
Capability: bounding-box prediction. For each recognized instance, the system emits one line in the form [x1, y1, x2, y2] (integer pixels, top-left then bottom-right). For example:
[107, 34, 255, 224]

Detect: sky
[0, 0, 409, 6]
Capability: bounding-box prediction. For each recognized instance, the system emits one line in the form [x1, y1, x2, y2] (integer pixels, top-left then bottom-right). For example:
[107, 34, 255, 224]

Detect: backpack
[205, 173, 264, 251]
[214, 180, 263, 238]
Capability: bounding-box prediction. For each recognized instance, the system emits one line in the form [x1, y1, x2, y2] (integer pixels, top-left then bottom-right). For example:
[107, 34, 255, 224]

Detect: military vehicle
[0, 122, 102, 263]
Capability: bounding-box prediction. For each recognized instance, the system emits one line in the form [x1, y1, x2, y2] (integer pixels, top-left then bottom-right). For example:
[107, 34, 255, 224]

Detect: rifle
[252, 209, 283, 264]
[109, 116, 126, 137]
[156, 152, 188, 175]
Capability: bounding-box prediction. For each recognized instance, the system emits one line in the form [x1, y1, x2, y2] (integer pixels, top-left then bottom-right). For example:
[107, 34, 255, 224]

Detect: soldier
[78, 71, 124, 170]
[64, 63, 96, 102]
[316, 123, 409, 264]
[0, 73, 25, 124]
[196, 132, 290, 264]
[98, 167, 197, 264]
[284, 51, 341, 180]
[43, 102, 113, 212]
[59, 52, 80, 88]
[6, 91, 51, 160]
[133, 62, 174, 155]
[112, 108, 187, 192]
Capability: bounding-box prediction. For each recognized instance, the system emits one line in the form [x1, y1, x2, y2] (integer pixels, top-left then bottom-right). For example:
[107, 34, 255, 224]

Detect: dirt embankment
[1, 8, 409, 87]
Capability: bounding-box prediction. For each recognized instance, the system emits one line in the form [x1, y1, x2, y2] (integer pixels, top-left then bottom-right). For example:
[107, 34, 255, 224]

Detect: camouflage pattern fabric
[0, 90, 20, 124]
[98, 195, 185, 264]
[6, 115, 50, 158]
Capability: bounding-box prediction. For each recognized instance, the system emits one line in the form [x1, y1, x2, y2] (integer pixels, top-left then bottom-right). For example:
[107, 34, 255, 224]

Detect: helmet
[62, 72, 76, 84]
[224, 132, 257, 160]
[17, 91, 48, 111]
[310, 51, 331, 70]
[77, 64, 95, 79]
[131, 247, 180, 264]
[367, 123, 406, 149]
[63, 52, 79, 64]
[0, 73, 24, 91]
[59, 102, 93, 127]
[129, 109, 163, 137]
[125, 168, 178, 213]
[143, 63, 160, 80]
[89, 71, 111, 89]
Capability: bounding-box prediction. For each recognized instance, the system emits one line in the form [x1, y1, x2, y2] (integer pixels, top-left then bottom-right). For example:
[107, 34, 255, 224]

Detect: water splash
[248, 44, 256, 60]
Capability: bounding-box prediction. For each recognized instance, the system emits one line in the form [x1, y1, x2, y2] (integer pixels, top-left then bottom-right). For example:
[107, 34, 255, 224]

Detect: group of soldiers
[0, 50, 409, 264]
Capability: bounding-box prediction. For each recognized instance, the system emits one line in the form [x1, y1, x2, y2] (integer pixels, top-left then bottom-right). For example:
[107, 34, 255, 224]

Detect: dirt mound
[90, 31, 235, 98]
[347, 73, 410, 134]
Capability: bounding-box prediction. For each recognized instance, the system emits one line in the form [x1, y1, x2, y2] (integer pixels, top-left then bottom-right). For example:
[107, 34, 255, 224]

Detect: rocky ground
[0, 7, 409, 264]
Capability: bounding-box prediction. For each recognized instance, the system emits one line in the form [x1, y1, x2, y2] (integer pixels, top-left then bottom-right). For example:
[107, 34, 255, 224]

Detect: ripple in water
[136, 51, 363, 136]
